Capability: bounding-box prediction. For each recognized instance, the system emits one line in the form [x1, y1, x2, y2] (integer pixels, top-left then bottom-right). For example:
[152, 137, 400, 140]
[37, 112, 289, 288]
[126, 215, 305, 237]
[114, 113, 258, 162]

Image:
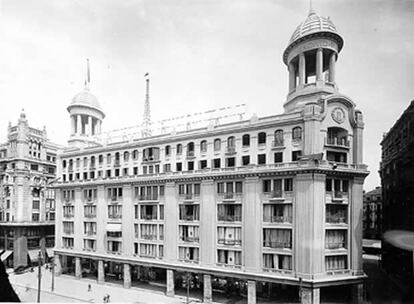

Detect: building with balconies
[0, 111, 60, 268]
[52, 7, 368, 304]
[362, 187, 382, 240]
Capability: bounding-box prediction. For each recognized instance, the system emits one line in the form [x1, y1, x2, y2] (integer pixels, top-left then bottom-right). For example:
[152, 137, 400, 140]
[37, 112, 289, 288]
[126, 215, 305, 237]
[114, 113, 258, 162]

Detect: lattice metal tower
[141, 73, 152, 137]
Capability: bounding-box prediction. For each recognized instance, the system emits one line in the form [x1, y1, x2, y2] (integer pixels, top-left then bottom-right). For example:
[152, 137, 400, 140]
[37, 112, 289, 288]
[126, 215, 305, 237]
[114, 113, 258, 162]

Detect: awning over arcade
[1, 250, 12, 262]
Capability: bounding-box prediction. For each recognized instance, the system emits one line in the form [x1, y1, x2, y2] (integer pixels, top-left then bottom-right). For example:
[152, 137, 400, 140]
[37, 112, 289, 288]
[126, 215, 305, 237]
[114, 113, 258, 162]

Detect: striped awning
[46, 248, 54, 258]
[1, 250, 12, 262]
[106, 223, 122, 232]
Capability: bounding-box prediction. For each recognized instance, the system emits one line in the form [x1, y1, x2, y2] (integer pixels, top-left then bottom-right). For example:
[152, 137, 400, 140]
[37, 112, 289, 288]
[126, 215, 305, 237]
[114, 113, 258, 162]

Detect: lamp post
[51, 256, 55, 292]
[37, 251, 42, 303]
[186, 272, 190, 304]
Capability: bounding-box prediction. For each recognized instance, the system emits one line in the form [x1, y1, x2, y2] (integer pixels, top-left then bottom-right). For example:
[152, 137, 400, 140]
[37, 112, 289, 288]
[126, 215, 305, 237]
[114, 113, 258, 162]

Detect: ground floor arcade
[54, 253, 365, 304]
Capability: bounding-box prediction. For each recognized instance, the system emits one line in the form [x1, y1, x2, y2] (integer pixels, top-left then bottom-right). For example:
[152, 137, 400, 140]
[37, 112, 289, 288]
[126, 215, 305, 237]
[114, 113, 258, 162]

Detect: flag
[86, 58, 91, 84]
[144, 72, 149, 77]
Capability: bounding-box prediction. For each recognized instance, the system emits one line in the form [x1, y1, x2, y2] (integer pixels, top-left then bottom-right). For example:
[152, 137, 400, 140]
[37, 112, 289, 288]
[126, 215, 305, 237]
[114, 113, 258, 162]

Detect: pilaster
[351, 176, 364, 275]
[123, 263, 131, 288]
[203, 274, 212, 303]
[122, 184, 133, 257]
[98, 260, 105, 284]
[166, 269, 175, 296]
[75, 256, 81, 278]
[247, 280, 256, 304]
[200, 180, 215, 266]
[164, 182, 177, 261]
[301, 287, 320, 304]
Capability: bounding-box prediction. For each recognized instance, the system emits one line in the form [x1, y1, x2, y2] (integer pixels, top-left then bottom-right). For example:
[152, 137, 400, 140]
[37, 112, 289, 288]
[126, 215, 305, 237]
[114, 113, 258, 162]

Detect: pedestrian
[103, 295, 107, 303]
[88, 283, 91, 292]
[106, 293, 111, 303]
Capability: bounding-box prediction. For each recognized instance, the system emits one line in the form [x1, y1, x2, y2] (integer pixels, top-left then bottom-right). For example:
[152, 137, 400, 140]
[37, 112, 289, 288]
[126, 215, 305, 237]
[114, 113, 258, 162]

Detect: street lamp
[37, 251, 42, 303]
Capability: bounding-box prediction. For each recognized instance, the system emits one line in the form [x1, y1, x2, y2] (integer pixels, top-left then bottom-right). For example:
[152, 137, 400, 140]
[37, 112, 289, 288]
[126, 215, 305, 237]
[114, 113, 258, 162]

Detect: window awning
[28, 250, 41, 262]
[1, 250, 12, 262]
[106, 223, 122, 232]
[46, 248, 54, 258]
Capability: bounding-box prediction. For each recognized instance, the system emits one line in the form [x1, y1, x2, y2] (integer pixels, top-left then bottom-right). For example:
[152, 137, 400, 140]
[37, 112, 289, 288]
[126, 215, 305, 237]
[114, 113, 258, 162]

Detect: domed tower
[67, 59, 105, 147]
[283, 8, 343, 112]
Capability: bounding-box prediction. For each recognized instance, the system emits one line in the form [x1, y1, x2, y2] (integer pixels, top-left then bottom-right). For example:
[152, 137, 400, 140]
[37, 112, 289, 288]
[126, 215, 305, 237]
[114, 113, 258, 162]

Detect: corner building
[0, 112, 59, 268]
[53, 10, 368, 304]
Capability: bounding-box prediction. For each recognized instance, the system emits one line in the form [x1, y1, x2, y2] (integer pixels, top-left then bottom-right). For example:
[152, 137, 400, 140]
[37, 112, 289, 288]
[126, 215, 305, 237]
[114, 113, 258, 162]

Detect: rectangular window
[284, 179, 293, 192]
[32, 213, 40, 221]
[199, 160, 207, 169]
[213, 158, 221, 169]
[187, 161, 194, 171]
[242, 155, 250, 166]
[226, 157, 235, 167]
[292, 150, 302, 161]
[176, 162, 182, 172]
[258, 154, 266, 165]
[274, 152, 283, 163]
[32, 201, 40, 210]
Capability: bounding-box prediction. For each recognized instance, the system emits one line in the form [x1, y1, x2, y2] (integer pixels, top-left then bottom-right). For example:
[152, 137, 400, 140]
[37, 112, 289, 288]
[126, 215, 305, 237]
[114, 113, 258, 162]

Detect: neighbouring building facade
[0, 112, 59, 268]
[363, 187, 382, 240]
[53, 8, 368, 304]
[380, 100, 414, 298]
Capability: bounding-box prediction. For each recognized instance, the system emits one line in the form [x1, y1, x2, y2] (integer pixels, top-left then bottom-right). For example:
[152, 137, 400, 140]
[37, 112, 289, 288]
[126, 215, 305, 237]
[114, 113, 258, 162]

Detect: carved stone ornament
[331, 107, 345, 124]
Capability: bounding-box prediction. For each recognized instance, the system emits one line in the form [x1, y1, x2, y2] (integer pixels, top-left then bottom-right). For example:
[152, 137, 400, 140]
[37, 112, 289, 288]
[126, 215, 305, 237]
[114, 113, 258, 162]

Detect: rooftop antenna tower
[141, 73, 152, 137]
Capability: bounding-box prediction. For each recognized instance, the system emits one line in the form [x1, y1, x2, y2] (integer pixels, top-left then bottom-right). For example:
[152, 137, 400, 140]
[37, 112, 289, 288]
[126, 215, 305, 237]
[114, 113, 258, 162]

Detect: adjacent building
[0, 112, 59, 268]
[363, 187, 382, 240]
[380, 100, 414, 296]
[53, 8, 368, 304]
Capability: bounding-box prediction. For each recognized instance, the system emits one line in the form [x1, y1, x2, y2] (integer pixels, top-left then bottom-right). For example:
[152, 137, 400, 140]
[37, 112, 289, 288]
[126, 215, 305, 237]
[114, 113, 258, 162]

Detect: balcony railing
[263, 241, 292, 249]
[218, 239, 242, 246]
[218, 215, 242, 222]
[263, 215, 292, 224]
[326, 215, 347, 224]
[186, 151, 195, 158]
[139, 194, 159, 201]
[84, 213, 96, 218]
[225, 146, 236, 155]
[326, 242, 346, 250]
[63, 213, 74, 218]
[270, 190, 283, 198]
[108, 214, 122, 219]
[141, 234, 158, 240]
[141, 215, 158, 220]
[325, 137, 350, 148]
[180, 215, 198, 221]
[142, 156, 160, 163]
[272, 140, 284, 148]
[181, 236, 200, 242]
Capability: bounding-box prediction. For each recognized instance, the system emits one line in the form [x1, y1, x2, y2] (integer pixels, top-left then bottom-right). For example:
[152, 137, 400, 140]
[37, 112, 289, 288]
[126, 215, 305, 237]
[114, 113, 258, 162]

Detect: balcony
[139, 194, 159, 201]
[326, 215, 347, 224]
[263, 241, 292, 249]
[218, 239, 242, 246]
[141, 234, 158, 240]
[142, 156, 160, 163]
[325, 137, 350, 149]
[225, 146, 236, 155]
[220, 192, 242, 202]
[84, 213, 96, 218]
[181, 215, 198, 221]
[263, 215, 292, 224]
[272, 140, 285, 149]
[218, 215, 242, 222]
[108, 214, 122, 220]
[63, 213, 74, 218]
[325, 242, 346, 250]
[114, 160, 121, 167]
[186, 151, 195, 159]
[181, 236, 199, 242]
[141, 215, 158, 221]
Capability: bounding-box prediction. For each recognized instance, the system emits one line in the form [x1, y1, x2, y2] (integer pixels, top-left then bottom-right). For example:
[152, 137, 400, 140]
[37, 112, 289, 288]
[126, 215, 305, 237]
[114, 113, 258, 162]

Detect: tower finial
[84, 58, 91, 90]
[308, 0, 315, 16]
[142, 73, 152, 137]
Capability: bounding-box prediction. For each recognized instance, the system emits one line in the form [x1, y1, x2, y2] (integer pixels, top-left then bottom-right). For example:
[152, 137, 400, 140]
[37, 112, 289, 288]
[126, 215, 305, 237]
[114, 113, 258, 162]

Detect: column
[288, 62, 296, 91]
[164, 183, 178, 261]
[247, 280, 256, 304]
[352, 283, 364, 304]
[123, 264, 131, 288]
[75, 257, 81, 279]
[316, 48, 323, 82]
[77, 114, 82, 135]
[88, 116, 92, 136]
[98, 260, 105, 284]
[351, 177, 365, 276]
[200, 180, 215, 266]
[301, 287, 320, 304]
[70, 115, 76, 135]
[298, 53, 306, 87]
[166, 269, 174, 297]
[98, 121, 102, 134]
[54, 254, 62, 276]
[329, 52, 336, 83]
[203, 274, 212, 303]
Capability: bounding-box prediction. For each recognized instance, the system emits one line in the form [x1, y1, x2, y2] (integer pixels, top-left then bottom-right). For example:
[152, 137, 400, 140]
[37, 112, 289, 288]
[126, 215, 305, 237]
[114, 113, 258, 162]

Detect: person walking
[88, 283, 91, 292]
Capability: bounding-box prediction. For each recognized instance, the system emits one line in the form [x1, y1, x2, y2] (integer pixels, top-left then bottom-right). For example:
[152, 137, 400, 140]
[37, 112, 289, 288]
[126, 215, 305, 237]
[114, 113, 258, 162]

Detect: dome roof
[68, 88, 103, 113]
[289, 11, 339, 44]
[283, 10, 343, 64]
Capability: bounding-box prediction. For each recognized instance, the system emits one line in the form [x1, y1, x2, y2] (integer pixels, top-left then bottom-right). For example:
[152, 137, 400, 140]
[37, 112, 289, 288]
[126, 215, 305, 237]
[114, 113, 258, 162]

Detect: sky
[0, 0, 413, 191]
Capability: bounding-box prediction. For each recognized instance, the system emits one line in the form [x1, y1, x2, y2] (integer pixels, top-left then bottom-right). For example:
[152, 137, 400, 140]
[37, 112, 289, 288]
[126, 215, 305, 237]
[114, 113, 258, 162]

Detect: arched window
[242, 134, 250, 147]
[83, 157, 88, 167]
[98, 155, 103, 164]
[227, 136, 235, 148]
[165, 145, 171, 157]
[187, 142, 195, 157]
[258, 132, 266, 145]
[274, 130, 284, 145]
[132, 150, 138, 160]
[200, 140, 207, 153]
[123, 151, 129, 162]
[292, 127, 302, 140]
[107, 153, 111, 164]
[91, 156, 96, 166]
[214, 139, 221, 151]
[176, 144, 182, 155]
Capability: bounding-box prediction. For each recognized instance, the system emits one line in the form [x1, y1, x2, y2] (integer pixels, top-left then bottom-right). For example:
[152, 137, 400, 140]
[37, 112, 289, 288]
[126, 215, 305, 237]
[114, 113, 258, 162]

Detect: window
[242, 155, 250, 166]
[292, 150, 302, 161]
[107, 240, 121, 253]
[242, 134, 250, 147]
[227, 136, 235, 148]
[84, 222, 97, 235]
[179, 246, 199, 262]
[187, 142, 195, 156]
[179, 225, 200, 242]
[164, 163, 171, 172]
[187, 161, 194, 171]
[258, 132, 266, 145]
[132, 150, 139, 160]
[84, 205, 96, 218]
[98, 155, 103, 164]
[199, 160, 207, 169]
[32, 213, 40, 221]
[63, 221, 74, 234]
[274, 130, 284, 145]
[226, 157, 235, 167]
[258, 154, 266, 165]
[107, 153, 111, 164]
[63, 237, 74, 248]
[83, 188, 97, 202]
[123, 151, 129, 162]
[292, 127, 302, 140]
[108, 205, 122, 219]
[200, 140, 207, 153]
[165, 145, 171, 157]
[214, 138, 221, 151]
[32, 201, 40, 209]
[217, 250, 241, 266]
[107, 187, 123, 201]
[284, 178, 293, 192]
[263, 254, 292, 270]
[176, 162, 182, 171]
[176, 144, 182, 155]
[274, 152, 283, 163]
[263, 228, 292, 249]
[213, 158, 221, 168]
[325, 256, 347, 271]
